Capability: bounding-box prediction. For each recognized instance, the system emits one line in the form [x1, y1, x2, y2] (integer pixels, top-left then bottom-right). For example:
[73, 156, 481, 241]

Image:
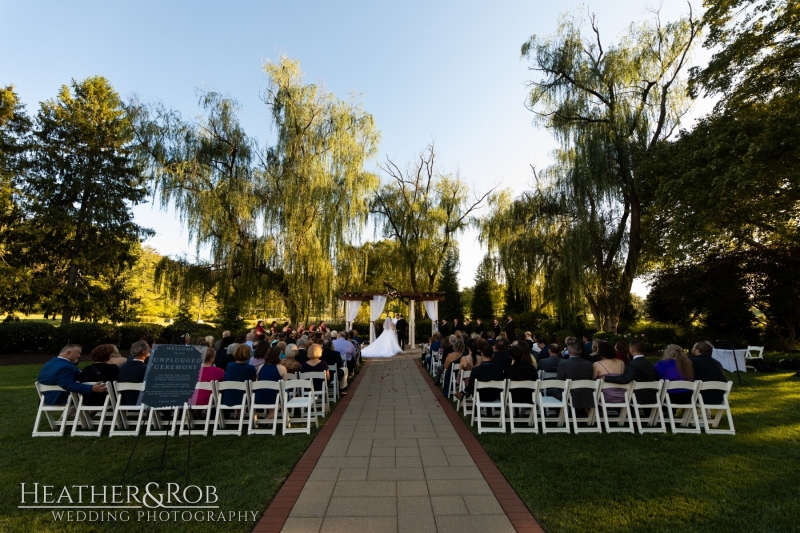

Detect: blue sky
[1, 0, 712, 292]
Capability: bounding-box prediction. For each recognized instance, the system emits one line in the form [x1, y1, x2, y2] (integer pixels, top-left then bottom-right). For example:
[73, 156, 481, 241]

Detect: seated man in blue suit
[38, 344, 106, 405]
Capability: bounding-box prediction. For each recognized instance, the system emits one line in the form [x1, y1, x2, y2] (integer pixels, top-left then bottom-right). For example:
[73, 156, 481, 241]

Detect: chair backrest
[251, 380, 281, 392]
[746, 346, 764, 359]
[665, 380, 697, 392]
[475, 380, 506, 391]
[541, 379, 569, 391]
[633, 379, 662, 392]
[216, 381, 249, 392]
[194, 381, 214, 392]
[541, 371, 557, 380]
[299, 371, 327, 381]
[114, 382, 145, 392]
[282, 379, 314, 394]
[35, 382, 66, 396]
[507, 380, 539, 402]
[284, 373, 298, 380]
[697, 380, 733, 397]
[569, 379, 600, 392]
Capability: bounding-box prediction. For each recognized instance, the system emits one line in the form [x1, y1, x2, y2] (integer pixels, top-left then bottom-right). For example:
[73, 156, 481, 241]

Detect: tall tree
[370, 143, 492, 292]
[25, 77, 151, 326]
[437, 249, 464, 322]
[0, 86, 33, 317]
[690, 0, 800, 112]
[136, 57, 380, 323]
[470, 255, 495, 326]
[515, 9, 698, 331]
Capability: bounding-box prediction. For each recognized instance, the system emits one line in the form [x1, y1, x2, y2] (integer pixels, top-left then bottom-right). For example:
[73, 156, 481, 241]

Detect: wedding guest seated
[78, 344, 121, 406]
[492, 337, 511, 372]
[459, 339, 482, 372]
[442, 339, 466, 397]
[427, 333, 442, 368]
[295, 338, 309, 365]
[255, 346, 287, 411]
[605, 340, 658, 405]
[557, 341, 595, 412]
[506, 345, 538, 403]
[118, 341, 150, 405]
[321, 338, 345, 389]
[689, 341, 727, 404]
[192, 347, 225, 406]
[583, 334, 594, 357]
[615, 341, 631, 363]
[332, 331, 355, 389]
[249, 342, 269, 374]
[222, 345, 257, 406]
[281, 344, 302, 374]
[38, 344, 105, 405]
[215, 337, 235, 371]
[592, 341, 627, 404]
[455, 347, 503, 402]
[655, 344, 696, 404]
[538, 344, 562, 373]
[302, 344, 330, 393]
[215, 330, 230, 350]
[562, 336, 577, 358]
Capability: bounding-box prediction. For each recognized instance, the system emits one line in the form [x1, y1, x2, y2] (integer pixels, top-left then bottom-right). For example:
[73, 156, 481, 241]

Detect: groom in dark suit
[396, 314, 408, 350]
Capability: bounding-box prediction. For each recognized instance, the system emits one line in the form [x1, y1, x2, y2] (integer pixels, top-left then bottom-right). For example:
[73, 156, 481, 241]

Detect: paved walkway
[280, 355, 517, 533]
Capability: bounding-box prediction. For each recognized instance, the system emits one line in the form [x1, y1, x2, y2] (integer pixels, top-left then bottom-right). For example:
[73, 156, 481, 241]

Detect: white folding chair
[447, 366, 461, 398]
[109, 382, 147, 437]
[472, 380, 507, 434]
[328, 364, 339, 402]
[537, 379, 571, 433]
[745, 346, 764, 372]
[697, 381, 735, 435]
[145, 406, 181, 436]
[506, 380, 539, 433]
[71, 381, 115, 437]
[456, 370, 472, 415]
[32, 382, 75, 437]
[249, 381, 283, 435]
[568, 380, 602, 433]
[598, 381, 635, 433]
[299, 371, 329, 416]
[179, 382, 216, 436]
[282, 380, 318, 435]
[214, 381, 250, 436]
[662, 380, 701, 434]
[631, 380, 667, 433]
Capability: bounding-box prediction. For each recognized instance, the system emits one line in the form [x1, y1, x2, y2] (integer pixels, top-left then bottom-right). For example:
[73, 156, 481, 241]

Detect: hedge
[0, 322, 167, 355]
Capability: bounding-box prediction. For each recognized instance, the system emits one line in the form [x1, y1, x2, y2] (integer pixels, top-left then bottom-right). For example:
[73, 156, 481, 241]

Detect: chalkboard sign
[137, 345, 203, 408]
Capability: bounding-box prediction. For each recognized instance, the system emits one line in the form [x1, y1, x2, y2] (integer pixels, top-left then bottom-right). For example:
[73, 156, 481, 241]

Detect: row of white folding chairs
[33, 370, 336, 437]
[453, 378, 734, 435]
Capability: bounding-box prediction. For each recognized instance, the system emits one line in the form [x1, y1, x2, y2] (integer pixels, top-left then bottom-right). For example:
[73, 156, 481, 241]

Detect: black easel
[121, 406, 192, 484]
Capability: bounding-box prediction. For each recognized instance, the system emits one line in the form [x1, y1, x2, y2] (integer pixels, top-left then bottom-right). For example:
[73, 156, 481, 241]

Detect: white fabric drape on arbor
[369, 295, 387, 342]
[345, 300, 362, 331]
[423, 301, 439, 335]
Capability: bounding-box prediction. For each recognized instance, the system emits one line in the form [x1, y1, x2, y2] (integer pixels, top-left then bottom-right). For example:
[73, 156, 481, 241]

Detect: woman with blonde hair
[655, 344, 695, 403]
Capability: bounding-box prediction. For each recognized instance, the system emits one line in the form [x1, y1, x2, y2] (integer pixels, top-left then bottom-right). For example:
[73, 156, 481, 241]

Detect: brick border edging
[253, 361, 371, 533]
[414, 359, 545, 533]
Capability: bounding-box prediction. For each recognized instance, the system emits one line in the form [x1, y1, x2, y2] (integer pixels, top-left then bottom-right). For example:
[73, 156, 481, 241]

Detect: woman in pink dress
[192, 347, 225, 406]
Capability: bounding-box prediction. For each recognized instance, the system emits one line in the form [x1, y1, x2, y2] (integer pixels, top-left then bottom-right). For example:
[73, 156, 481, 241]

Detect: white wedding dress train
[361, 317, 404, 358]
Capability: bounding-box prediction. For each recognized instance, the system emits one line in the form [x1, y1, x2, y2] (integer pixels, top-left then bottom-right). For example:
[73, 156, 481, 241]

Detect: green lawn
[0, 363, 328, 533]
[454, 369, 800, 533]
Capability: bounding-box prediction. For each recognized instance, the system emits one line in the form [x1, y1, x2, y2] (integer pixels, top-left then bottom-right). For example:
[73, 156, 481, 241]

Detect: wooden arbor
[339, 291, 445, 348]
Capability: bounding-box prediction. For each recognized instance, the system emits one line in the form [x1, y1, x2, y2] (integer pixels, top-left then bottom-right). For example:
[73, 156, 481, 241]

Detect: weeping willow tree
[134, 57, 380, 323]
[488, 9, 698, 332]
[370, 143, 492, 292]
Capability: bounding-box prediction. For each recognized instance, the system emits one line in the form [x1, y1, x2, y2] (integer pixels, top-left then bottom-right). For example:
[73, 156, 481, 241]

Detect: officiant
[396, 314, 408, 350]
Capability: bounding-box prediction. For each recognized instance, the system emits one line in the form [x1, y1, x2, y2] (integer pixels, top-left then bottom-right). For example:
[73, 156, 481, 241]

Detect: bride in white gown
[361, 316, 403, 358]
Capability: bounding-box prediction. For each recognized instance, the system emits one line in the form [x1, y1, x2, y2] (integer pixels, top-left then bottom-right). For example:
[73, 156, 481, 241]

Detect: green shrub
[162, 323, 218, 343]
[628, 321, 685, 351]
[116, 323, 165, 348]
[52, 323, 117, 352]
[0, 322, 57, 353]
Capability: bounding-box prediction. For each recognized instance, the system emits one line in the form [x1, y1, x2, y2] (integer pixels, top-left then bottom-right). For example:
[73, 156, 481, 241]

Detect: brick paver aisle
[280, 354, 516, 533]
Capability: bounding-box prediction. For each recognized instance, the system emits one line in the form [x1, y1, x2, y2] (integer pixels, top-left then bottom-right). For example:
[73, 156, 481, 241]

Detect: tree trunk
[60, 264, 79, 327]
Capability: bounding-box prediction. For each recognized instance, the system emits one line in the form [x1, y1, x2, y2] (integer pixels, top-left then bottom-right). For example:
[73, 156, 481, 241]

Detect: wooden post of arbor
[409, 299, 415, 349]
